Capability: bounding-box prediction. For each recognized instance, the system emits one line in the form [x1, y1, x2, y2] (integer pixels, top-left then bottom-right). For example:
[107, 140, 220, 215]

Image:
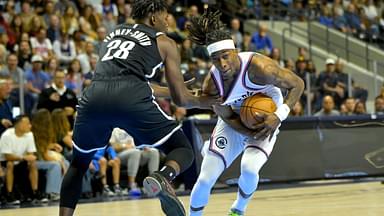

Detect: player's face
[211, 49, 240, 77]
[153, 10, 169, 32]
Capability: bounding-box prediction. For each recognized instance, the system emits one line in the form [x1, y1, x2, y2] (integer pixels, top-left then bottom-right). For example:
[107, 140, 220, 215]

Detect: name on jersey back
[103, 28, 151, 46]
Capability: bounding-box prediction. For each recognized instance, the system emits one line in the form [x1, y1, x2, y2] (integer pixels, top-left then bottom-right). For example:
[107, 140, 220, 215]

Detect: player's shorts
[72, 74, 181, 154]
[202, 118, 278, 168]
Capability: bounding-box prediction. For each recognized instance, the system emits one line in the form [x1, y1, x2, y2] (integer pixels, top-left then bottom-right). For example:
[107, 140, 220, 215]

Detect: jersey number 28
[101, 39, 135, 61]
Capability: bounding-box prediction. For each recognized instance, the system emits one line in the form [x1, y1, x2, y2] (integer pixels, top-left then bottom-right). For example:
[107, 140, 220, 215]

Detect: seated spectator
[77, 42, 98, 75]
[342, 97, 356, 115]
[37, 70, 77, 125]
[314, 95, 340, 116]
[375, 96, 384, 114]
[353, 101, 366, 115]
[53, 31, 77, 66]
[30, 27, 53, 62]
[0, 115, 44, 204]
[0, 75, 13, 135]
[290, 101, 304, 117]
[51, 108, 73, 161]
[250, 24, 273, 55]
[65, 59, 83, 96]
[90, 146, 124, 196]
[110, 127, 160, 196]
[16, 40, 32, 71]
[319, 6, 333, 28]
[25, 55, 51, 113]
[31, 109, 66, 201]
[269, 48, 284, 67]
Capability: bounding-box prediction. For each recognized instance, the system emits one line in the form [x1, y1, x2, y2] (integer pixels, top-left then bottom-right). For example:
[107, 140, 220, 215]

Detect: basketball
[240, 94, 277, 129]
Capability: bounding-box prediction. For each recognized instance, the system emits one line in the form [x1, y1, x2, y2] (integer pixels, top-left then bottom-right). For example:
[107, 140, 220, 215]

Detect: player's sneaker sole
[143, 174, 185, 216]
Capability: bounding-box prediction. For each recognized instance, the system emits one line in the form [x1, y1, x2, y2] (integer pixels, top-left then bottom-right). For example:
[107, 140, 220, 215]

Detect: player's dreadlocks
[187, 10, 232, 46]
[131, 0, 168, 20]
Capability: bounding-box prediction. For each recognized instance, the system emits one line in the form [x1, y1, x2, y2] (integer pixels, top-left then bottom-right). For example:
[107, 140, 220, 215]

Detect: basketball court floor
[1, 180, 383, 216]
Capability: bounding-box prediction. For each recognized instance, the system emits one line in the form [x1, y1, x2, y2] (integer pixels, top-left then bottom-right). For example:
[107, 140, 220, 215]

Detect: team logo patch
[215, 137, 227, 149]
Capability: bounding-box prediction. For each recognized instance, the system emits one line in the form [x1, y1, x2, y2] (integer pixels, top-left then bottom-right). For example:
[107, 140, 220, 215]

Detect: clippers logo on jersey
[215, 137, 228, 149]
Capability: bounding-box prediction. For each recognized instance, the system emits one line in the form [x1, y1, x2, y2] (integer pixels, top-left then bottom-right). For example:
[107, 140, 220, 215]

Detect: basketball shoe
[228, 208, 244, 216]
[143, 172, 185, 216]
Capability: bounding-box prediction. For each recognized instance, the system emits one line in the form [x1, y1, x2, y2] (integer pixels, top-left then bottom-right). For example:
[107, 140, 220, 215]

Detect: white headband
[207, 39, 236, 55]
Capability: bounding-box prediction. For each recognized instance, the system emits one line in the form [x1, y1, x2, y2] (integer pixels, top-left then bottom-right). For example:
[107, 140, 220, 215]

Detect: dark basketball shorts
[72, 75, 181, 154]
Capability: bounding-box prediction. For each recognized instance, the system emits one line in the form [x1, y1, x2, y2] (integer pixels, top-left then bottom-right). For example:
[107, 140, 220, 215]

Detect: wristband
[274, 104, 290, 122]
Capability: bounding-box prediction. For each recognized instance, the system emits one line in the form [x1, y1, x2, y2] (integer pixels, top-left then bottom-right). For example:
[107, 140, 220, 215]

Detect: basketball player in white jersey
[187, 11, 304, 216]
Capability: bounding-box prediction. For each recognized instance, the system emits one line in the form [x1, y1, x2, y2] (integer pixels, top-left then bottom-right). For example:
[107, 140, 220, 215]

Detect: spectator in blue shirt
[250, 24, 273, 55]
[319, 7, 334, 28]
[89, 146, 126, 196]
[0, 75, 13, 135]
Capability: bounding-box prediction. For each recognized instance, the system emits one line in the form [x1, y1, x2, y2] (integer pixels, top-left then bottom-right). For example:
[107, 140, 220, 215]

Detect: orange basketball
[240, 94, 277, 129]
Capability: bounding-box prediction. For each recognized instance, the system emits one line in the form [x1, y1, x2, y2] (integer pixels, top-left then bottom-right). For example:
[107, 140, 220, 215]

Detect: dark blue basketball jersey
[95, 23, 164, 80]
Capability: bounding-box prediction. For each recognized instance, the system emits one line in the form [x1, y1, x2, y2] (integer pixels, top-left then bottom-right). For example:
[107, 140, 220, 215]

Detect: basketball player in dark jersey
[59, 1, 220, 216]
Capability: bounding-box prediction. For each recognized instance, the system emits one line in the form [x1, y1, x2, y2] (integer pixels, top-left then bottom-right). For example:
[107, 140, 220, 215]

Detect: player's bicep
[250, 55, 301, 90]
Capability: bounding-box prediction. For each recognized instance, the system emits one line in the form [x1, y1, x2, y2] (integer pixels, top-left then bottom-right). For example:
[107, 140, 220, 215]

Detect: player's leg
[59, 119, 112, 216]
[189, 151, 225, 216]
[143, 129, 193, 216]
[230, 135, 277, 215]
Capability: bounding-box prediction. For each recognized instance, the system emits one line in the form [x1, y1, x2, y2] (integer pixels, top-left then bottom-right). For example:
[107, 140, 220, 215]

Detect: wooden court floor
[1, 181, 383, 216]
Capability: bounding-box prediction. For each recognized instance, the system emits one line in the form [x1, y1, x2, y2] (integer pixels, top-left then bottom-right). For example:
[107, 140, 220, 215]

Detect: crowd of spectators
[0, 0, 383, 208]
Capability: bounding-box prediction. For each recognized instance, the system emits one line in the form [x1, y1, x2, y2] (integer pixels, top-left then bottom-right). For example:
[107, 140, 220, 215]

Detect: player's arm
[157, 36, 220, 109]
[249, 54, 304, 111]
[248, 54, 304, 140]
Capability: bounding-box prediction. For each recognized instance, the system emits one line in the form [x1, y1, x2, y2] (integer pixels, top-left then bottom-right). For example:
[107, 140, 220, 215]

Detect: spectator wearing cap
[315, 58, 343, 110]
[25, 55, 51, 114]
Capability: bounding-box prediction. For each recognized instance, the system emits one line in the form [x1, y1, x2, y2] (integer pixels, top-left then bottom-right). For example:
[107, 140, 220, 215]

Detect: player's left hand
[252, 112, 281, 141]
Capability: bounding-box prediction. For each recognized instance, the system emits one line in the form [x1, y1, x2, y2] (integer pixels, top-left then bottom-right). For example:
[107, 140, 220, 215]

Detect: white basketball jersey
[210, 52, 284, 113]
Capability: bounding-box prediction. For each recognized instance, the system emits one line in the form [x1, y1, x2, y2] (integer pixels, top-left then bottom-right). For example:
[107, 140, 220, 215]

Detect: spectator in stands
[297, 47, 309, 61]
[344, 3, 366, 38]
[65, 59, 83, 95]
[166, 14, 184, 43]
[319, 6, 334, 28]
[47, 15, 61, 43]
[242, 32, 254, 52]
[230, 18, 243, 51]
[45, 57, 59, 80]
[314, 95, 340, 116]
[37, 70, 77, 125]
[333, 6, 349, 33]
[60, 6, 79, 35]
[51, 108, 73, 161]
[53, 31, 77, 66]
[9, 15, 23, 45]
[80, 5, 102, 37]
[25, 55, 51, 112]
[343, 97, 356, 115]
[30, 27, 53, 62]
[42, 1, 57, 27]
[0, 115, 42, 204]
[17, 40, 32, 71]
[90, 146, 124, 196]
[290, 101, 305, 117]
[77, 41, 98, 74]
[353, 101, 367, 115]
[375, 96, 384, 114]
[0, 44, 7, 70]
[96, 0, 119, 22]
[110, 127, 160, 196]
[284, 58, 295, 72]
[250, 24, 273, 55]
[93, 26, 107, 55]
[19, 1, 35, 34]
[31, 109, 66, 201]
[316, 58, 343, 109]
[28, 15, 47, 37]
[102, 11, 117, 33]
[269, 47, 284, 67]
[0, 75, 13, 135]
[180, 39, 194, 64]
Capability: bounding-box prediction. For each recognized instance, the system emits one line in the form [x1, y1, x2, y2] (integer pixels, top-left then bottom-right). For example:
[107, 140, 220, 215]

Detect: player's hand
[251, 112, 281, 141]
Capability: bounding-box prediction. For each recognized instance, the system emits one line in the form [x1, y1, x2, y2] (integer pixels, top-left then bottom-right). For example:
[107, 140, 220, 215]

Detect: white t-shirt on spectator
[110, 128, 135, 147]
[30, 37, 53, 59]
[0, 128, 36, 163]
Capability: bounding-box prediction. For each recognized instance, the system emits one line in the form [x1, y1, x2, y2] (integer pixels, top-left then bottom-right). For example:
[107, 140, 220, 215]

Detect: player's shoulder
[157, 34, 177, 47]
